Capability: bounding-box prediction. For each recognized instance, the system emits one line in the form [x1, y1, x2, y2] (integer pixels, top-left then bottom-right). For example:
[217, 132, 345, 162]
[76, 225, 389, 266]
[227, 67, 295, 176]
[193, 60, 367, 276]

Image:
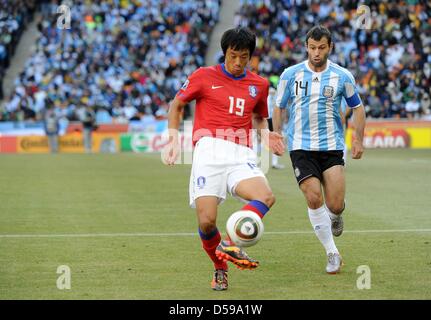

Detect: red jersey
[176, 64, 269, 147]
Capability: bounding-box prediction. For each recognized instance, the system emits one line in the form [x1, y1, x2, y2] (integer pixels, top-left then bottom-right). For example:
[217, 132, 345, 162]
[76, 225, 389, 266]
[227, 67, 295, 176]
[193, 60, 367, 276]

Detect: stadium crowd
[0, 0, 430, 122]
[0, 0, 38, 100]
[236, 0, 431, 119]
[0, 0, 221, 123]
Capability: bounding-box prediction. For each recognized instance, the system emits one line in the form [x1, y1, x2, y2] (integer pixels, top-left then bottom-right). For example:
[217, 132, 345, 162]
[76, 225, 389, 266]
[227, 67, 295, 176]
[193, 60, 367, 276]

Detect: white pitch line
[0, 232, 197, 238]
[0, 229, 430, 239]
[266, 229, 431, 235]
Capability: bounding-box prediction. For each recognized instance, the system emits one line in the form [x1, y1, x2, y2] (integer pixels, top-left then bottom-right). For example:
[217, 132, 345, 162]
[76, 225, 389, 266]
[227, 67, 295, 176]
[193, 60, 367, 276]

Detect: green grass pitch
[0, 149, 430, 299]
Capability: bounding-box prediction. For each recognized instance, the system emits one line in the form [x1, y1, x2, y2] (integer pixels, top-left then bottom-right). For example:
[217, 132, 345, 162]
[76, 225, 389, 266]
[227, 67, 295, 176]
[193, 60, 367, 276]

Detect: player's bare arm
[253, 113, 285, 156]
[271, 106, 288, 151]
[351, 105, 366, 159]
[271, 106, 283, 134]
[164, 97, 186, 165]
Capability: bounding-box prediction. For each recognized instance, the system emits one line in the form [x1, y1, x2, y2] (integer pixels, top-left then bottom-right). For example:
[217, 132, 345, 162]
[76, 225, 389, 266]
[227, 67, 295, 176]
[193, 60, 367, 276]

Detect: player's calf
[199, 228, 228, 271]
[234, 177, 276, 210]
[259, 192, 276, 208]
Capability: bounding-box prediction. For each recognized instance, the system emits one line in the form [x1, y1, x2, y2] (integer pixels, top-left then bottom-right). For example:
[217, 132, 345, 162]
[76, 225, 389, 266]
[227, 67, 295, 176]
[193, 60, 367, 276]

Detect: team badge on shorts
[197, 176, 206, 189]
[249, 85, 258, 98]
[294, 167, 301, 178]
[323, 85, 334, 98]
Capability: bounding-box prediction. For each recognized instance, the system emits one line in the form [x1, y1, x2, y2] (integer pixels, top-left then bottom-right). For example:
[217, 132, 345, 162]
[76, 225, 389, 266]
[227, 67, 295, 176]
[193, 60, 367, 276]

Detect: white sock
[325, 205, 338, 220]
[308, 206, 338, 255]
[325, 201, 346, 220]
[272, 154, 279, 166]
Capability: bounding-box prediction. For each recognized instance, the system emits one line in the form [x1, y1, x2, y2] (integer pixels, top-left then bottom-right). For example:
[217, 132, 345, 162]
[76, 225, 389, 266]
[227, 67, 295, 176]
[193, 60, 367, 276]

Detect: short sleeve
[253, 80, 269, 118]
[276, 69, 291, 109]
[175, 68, 204, 103]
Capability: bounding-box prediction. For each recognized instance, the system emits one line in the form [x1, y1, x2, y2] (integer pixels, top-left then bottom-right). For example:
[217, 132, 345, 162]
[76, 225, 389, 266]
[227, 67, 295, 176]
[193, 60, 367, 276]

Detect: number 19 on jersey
[229, 96, 245, 116]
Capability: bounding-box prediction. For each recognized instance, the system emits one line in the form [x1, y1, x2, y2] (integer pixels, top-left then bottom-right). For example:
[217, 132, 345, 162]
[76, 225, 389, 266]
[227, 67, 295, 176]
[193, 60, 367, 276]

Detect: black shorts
[267, 118, 273, 132]
[289, 150, 344, 184]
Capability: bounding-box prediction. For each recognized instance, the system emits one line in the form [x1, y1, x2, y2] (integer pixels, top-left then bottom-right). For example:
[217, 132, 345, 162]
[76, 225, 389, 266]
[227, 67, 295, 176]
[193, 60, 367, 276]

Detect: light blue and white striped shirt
[276, 60, 362, 151]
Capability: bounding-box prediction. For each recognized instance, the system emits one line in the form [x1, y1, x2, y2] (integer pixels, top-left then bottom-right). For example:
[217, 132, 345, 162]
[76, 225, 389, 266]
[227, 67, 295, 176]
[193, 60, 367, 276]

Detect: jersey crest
[249, 85, 258, 98]
[323, 85, 334, 98]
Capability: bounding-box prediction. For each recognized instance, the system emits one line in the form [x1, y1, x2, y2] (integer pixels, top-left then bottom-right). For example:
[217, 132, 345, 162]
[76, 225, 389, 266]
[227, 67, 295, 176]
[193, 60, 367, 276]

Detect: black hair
[220, 27, 256, 56]
[306, 25, 332, 46]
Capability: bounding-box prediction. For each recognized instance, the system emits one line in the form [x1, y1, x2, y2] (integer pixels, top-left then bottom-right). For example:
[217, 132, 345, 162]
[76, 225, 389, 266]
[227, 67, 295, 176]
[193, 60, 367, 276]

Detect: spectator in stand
[0, 0, 39, 101]
[3, 1, 429, 121]
[420, 90, 430, 115]
[235, 0, 431, 119]
[405, 95, 421, 119]
[1, 0, 221, 123]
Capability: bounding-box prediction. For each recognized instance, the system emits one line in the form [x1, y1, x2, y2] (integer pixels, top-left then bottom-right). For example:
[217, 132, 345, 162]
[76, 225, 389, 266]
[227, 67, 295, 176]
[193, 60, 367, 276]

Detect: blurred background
[0, 0, 430, 153]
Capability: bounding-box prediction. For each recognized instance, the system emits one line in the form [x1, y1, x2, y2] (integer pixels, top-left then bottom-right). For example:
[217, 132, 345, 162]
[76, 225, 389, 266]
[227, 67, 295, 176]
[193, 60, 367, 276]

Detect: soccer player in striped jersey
[272, 25, 366, 274]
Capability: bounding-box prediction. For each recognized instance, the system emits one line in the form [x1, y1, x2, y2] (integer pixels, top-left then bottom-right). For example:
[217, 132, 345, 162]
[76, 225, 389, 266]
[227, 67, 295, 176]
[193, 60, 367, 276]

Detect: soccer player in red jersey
[164, 27, 285, 291]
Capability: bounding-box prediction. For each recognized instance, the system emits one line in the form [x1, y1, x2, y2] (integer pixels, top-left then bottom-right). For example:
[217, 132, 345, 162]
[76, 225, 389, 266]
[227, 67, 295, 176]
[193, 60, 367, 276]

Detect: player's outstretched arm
[253, 113, 285, 156]
[351, 105, 366, 159]
[164, 98, 186, 165]
[272, 106, 283, 134]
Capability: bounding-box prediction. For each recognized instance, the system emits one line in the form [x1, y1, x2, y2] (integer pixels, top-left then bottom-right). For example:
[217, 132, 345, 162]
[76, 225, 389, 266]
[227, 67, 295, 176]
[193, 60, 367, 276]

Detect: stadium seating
[1, 0, 429, 122]
[1, 0, 221, 122]
[236, 0, 431, 118]
[0, 0, 38, 100]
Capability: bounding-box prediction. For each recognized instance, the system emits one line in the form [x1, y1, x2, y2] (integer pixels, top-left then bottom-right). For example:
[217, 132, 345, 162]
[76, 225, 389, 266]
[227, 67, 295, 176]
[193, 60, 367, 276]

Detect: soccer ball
[226, 210, 264, 247]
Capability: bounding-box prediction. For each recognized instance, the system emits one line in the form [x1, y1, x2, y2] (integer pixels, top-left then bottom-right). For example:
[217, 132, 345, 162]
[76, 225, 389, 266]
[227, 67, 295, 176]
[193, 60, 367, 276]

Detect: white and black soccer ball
[226, 210, 264, 247]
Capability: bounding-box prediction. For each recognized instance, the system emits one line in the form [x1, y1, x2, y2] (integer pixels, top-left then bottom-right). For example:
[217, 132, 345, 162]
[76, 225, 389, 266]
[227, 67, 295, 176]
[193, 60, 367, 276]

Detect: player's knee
[306, 190, 323, 209]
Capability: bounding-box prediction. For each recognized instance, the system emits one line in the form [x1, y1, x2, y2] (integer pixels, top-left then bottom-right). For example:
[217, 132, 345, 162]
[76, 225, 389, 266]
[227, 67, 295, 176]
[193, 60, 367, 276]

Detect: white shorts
[189, 137, 265, 208]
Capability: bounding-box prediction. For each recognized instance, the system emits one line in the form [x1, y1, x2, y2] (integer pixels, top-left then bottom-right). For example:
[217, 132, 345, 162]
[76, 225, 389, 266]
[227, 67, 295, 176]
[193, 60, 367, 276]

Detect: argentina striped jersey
[276, 60, 362, 151]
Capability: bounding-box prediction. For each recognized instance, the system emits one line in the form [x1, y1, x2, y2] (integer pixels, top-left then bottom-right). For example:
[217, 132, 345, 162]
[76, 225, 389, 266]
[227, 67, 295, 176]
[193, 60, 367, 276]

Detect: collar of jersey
[220, 63, 247, 80]
[305, 59, 331, 74]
